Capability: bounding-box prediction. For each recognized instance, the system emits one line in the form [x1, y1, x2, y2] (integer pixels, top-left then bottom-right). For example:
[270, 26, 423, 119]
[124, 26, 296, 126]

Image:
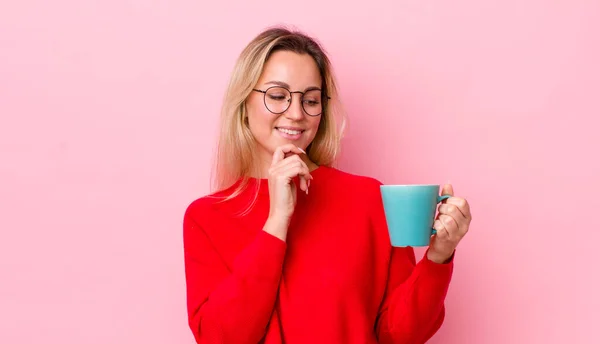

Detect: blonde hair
[211, 25, 346, 201]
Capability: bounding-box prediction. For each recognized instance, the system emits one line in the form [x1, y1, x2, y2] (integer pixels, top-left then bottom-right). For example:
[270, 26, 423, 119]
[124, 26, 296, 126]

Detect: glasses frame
[252, 86, 331, 117]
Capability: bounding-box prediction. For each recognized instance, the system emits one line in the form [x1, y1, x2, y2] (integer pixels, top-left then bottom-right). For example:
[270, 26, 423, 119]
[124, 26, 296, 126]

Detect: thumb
[442, 183, 454, 197]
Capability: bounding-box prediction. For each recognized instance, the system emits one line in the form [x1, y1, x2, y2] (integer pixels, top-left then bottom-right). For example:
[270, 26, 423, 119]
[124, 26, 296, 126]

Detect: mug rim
[380, 184, 440, 188]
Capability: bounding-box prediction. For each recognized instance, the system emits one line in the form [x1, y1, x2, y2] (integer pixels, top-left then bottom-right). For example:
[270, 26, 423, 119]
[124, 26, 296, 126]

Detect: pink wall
[1, 1, 598, 343]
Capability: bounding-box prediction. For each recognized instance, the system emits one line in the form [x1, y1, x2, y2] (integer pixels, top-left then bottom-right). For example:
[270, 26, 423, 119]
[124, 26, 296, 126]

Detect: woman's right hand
[266, 144, 313, 232]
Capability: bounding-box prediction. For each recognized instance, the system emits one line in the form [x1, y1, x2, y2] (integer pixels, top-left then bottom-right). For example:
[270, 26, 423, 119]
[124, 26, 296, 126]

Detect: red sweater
[183, 166, 453, 343]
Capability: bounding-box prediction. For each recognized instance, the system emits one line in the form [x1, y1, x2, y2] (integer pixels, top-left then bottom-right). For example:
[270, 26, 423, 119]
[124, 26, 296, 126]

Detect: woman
[183, 26, 471, 344]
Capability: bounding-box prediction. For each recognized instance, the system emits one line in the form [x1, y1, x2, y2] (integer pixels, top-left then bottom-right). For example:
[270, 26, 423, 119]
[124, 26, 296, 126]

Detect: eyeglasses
[252, 86, 330, 117]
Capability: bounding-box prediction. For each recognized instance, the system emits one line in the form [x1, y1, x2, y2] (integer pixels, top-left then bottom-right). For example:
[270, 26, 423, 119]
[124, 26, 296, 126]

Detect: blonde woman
[183, 26, 472, 343]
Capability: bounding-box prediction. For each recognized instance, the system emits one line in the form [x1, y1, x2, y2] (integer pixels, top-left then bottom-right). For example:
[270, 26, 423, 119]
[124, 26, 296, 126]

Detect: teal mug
[380, 184, 451, 247]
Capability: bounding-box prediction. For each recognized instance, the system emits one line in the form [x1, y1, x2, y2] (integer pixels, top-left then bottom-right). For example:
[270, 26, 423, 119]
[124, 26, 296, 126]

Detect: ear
[241, 103, 249, 126]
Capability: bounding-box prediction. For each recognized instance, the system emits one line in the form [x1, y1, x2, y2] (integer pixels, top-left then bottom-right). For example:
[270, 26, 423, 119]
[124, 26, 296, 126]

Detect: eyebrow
[264, 80, 321, 92]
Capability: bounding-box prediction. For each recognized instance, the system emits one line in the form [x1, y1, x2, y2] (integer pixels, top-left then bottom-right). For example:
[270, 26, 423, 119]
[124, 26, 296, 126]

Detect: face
[246, 50, 323, 164]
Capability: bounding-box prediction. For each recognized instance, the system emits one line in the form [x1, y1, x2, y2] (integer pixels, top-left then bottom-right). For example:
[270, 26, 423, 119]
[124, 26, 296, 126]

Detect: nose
[283, 93, 305, 120]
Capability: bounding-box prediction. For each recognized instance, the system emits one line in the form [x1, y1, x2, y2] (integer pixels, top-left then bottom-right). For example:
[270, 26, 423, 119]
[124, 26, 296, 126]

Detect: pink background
[1, 0, 598, 343]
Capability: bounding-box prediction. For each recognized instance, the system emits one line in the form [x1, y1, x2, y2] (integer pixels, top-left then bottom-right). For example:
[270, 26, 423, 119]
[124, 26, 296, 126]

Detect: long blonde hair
[211, 26, 346, 201]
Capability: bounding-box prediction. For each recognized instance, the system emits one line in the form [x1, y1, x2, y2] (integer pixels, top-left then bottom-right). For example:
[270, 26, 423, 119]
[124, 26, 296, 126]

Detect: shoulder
[318, 166, 384, 202]
[184, 194, 217, 221]
[322, 165, 383, 189]
[183, 184, 241, 229]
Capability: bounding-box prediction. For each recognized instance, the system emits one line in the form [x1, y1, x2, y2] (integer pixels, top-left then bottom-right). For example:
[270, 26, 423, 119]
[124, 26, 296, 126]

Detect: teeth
[278, 128, 302, 135]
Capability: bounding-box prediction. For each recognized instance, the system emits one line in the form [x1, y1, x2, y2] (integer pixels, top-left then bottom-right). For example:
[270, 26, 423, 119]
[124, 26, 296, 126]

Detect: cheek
[307, 117, 322, 138]
[246, 103, 276, 138]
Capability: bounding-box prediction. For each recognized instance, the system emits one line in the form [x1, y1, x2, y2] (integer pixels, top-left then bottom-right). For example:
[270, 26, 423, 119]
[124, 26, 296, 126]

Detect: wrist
[267, 213, 291, 226]
[263, 215, 290, 242]
[427, 248, 454, 264]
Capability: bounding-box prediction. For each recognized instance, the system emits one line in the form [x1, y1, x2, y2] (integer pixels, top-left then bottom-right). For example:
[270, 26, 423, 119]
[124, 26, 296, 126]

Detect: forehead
[258, 50, 321, 88]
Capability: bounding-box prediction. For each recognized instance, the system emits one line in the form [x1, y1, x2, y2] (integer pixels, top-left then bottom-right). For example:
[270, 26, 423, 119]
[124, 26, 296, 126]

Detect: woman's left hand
[427, 184, 472, 264]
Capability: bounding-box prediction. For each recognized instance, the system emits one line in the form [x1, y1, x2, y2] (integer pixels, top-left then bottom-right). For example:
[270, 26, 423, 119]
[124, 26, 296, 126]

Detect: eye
[268, 94, 287, 101]
[303, 90, 322, 107]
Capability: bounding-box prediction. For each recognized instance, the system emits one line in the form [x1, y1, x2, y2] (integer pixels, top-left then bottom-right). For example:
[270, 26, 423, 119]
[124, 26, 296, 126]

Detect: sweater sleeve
[183, 209, 286, 343]
[371, 182, 454, 344]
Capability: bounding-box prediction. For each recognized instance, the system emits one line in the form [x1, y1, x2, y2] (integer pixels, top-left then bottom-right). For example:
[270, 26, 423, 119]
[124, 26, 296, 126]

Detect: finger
[438, 203, 468, 222]
[271, 155, 313, 180]
[273, 153, 304, 166]
[300, 175, 308, 194]
[445, 197, 471, 221]
[270, 153, 312, 195]
[442, 183, 454, 196]
[294, 167, 311, 193]
[441, 183, 454, 203]
[271, 144, 306, 167]
[280, 161, 311, 182]
[271, 159, 311, 190]
[286, 162, 309, 193]
[433, 219, 450, 241]
[438, 214, 459, 238]
[271, 148, 285, 167]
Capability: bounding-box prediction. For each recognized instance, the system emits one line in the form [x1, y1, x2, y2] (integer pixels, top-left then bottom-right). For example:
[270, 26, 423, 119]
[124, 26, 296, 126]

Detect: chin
[261, 132, 315, 155]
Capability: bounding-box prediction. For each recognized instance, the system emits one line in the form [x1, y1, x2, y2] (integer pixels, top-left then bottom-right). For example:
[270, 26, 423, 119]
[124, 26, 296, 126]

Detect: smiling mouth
[276, 127, 305, 135]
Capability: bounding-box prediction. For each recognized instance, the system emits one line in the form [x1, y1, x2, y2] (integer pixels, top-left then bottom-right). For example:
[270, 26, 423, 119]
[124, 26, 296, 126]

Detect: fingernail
[308, 179, 311, 188]
[306, 188, 309, 195]
[297, 146, 306, 154]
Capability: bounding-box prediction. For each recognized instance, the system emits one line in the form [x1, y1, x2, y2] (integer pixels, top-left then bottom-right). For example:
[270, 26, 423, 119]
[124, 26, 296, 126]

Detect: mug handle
[431, 194, 452, 235]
